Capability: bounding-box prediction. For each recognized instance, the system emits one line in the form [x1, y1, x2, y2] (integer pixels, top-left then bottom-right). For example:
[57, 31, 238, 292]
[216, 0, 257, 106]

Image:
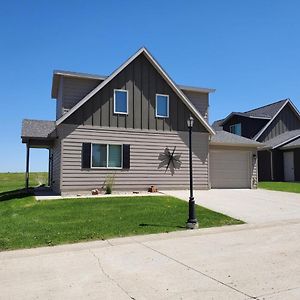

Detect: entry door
[284, 151, 294, 181]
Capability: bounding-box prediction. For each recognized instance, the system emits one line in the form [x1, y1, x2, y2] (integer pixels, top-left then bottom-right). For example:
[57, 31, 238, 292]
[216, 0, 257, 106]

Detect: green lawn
[0, 172, 47, 193]
[0, 172, 243, 251]
[258, 181, 300, 193]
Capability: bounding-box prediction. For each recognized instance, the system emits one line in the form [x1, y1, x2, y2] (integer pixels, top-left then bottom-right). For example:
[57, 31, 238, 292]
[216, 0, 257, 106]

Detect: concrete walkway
[163, 189, 300, 224]
[1, 220, 300, 299]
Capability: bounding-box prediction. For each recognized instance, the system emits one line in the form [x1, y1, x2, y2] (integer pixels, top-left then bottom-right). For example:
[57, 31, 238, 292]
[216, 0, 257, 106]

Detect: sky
[0, 0, 300, 172]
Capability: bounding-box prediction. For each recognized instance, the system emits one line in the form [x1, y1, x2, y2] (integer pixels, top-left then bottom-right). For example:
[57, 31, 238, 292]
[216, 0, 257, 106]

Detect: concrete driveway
[163, 189, 300, 224]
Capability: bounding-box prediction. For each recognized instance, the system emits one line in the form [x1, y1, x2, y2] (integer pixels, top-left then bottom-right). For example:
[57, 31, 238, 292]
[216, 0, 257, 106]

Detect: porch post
[25, 143, 30, 189]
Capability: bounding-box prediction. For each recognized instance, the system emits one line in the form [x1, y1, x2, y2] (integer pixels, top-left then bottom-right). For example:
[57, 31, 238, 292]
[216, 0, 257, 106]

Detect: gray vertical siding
[182, 90, 209, 120]
[59, 124, 209, 194]
[64, 54, 207, 133]
[62, 76, 101, 110]
[51, 139, 61, 193]
[259, 104, 300, 142]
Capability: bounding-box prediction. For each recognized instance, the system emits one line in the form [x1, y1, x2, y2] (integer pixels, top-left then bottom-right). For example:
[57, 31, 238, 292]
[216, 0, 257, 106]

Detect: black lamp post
[186, 116, 199, 229]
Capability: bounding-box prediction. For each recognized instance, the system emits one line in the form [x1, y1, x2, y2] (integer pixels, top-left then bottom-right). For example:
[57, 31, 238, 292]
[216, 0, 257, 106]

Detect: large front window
[92, 144, 122, 168]
[229, 123, 242, 135]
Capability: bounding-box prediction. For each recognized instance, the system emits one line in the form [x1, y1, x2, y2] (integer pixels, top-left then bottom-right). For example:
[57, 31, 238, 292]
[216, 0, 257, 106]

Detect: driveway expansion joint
[88, 248, 136, 300]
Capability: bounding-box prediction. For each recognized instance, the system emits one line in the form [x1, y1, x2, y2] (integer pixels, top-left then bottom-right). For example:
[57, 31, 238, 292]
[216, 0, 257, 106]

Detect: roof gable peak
[55, 47, 215, 135]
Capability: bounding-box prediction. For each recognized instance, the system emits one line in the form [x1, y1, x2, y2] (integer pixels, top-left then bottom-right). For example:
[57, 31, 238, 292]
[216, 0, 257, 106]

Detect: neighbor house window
[91, 144, 122, 168]
[156, 94, 169, 118]
[114, 89, 128, 114]
[229, 123, 242, 135]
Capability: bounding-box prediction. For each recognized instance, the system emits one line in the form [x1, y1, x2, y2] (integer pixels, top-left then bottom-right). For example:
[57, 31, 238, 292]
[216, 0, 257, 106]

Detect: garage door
[210, 150, 251, 188]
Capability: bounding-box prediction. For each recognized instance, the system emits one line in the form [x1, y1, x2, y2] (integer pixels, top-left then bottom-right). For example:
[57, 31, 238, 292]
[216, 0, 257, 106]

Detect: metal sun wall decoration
[158, 146, 182, 176]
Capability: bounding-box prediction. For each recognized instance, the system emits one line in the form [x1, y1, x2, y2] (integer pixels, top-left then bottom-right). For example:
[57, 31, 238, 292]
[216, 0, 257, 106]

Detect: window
[156, 94, 169, 118]
[114, 89, 128, 114]
[229, 123, 242, 136]
[91, 144, 122, 168]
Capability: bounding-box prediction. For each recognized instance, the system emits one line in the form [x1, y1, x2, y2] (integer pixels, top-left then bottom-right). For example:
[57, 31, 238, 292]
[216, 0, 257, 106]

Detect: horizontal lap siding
[60, 125, 209, 193]
[51, 140, 61, 193]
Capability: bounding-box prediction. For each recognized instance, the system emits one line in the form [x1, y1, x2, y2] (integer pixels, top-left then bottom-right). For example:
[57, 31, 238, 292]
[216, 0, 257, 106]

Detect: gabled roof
[55, 47, 215, 135]
[260, 129, 300, 150]
[253, 99, 300, 140]
[21, 119, 56, 141]
[219, 100, 288, 127]
[213, 99, 300, 141]
[210, 130, 262, 147]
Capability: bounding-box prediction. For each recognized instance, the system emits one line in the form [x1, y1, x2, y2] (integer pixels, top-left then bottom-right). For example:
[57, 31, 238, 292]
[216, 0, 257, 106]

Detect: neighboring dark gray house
[21, 47, 260, 194]
[213, 99, 300, 182]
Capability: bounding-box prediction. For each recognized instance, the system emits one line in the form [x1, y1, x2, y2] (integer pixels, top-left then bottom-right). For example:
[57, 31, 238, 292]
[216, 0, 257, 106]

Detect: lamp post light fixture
[186, 116, 199, 229]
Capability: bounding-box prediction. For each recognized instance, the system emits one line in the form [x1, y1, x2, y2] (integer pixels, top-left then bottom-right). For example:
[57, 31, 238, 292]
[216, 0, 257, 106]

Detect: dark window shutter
[123, 144, 130, 169]
[82, 143, 91, 168]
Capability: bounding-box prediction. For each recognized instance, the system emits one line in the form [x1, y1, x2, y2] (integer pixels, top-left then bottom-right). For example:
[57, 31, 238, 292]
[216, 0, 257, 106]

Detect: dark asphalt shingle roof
[212, 99, 288, 130]
[244, 99, 287, 119]
[210, 130, 262, 147]
[280, 136, 300, 149]
[21, 119, 56, 139]
[261, 129, 300, 149]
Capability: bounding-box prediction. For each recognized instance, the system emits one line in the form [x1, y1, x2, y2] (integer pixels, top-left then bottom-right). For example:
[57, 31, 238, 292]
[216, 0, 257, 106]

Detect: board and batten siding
[59, 124, 209, 194]
[64, 54, 207, 133]
[258, 104, 300, 142]
[51, 139, 61, 193]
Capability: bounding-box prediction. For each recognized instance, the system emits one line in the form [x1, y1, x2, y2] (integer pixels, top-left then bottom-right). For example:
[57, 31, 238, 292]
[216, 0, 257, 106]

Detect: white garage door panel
[210, 150, 250, 188]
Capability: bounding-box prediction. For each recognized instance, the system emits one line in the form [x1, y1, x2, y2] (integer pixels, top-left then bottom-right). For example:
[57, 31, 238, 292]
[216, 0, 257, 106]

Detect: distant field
[0, 172, 47, 193]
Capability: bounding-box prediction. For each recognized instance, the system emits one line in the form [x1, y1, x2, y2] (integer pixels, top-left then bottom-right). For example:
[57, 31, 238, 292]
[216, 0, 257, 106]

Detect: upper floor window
[156, 94, 169, 118]
[229, 123, 242, 136]
[114, 89, 128, 114]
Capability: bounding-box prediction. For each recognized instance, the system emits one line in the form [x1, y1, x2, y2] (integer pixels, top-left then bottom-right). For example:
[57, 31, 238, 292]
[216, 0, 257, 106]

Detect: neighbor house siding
[182, 91, 209, 120]
[59, 124, 209, 194]
[223, 115, 269, 139]
[294, 149, 300, 181]
[64, 54, 207, 133]
[258, 104, 300, 142]
[51, 139, 61, 193]
[258, 150, 272, 181]
[272, 150, 284, 181]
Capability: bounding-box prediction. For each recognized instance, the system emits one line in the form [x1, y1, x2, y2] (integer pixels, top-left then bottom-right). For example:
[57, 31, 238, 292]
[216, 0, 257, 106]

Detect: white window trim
[91, 143, 123, 169]
[114, 89, 128, 115]
[229, 123, 242, 135]
[155, 94, 169, 118]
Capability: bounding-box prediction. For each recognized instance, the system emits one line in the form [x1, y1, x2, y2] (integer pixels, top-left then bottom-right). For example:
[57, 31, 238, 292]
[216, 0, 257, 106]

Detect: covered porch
[21, 119, 56, 189]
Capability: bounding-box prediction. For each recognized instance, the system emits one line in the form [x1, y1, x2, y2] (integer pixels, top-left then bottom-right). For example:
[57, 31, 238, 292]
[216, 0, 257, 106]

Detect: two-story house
[21, 47, 261, 195]
[213, 99, 300, 182]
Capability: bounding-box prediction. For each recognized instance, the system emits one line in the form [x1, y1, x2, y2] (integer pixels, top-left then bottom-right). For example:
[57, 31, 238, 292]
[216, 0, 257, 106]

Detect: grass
[0, 172, 243, 251]
[258, 181, 300, 194]
[0, 172, 47, 193]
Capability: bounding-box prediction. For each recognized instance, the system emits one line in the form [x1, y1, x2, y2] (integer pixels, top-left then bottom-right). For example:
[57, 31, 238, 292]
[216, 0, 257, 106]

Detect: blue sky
[1, 0, 300, 172]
